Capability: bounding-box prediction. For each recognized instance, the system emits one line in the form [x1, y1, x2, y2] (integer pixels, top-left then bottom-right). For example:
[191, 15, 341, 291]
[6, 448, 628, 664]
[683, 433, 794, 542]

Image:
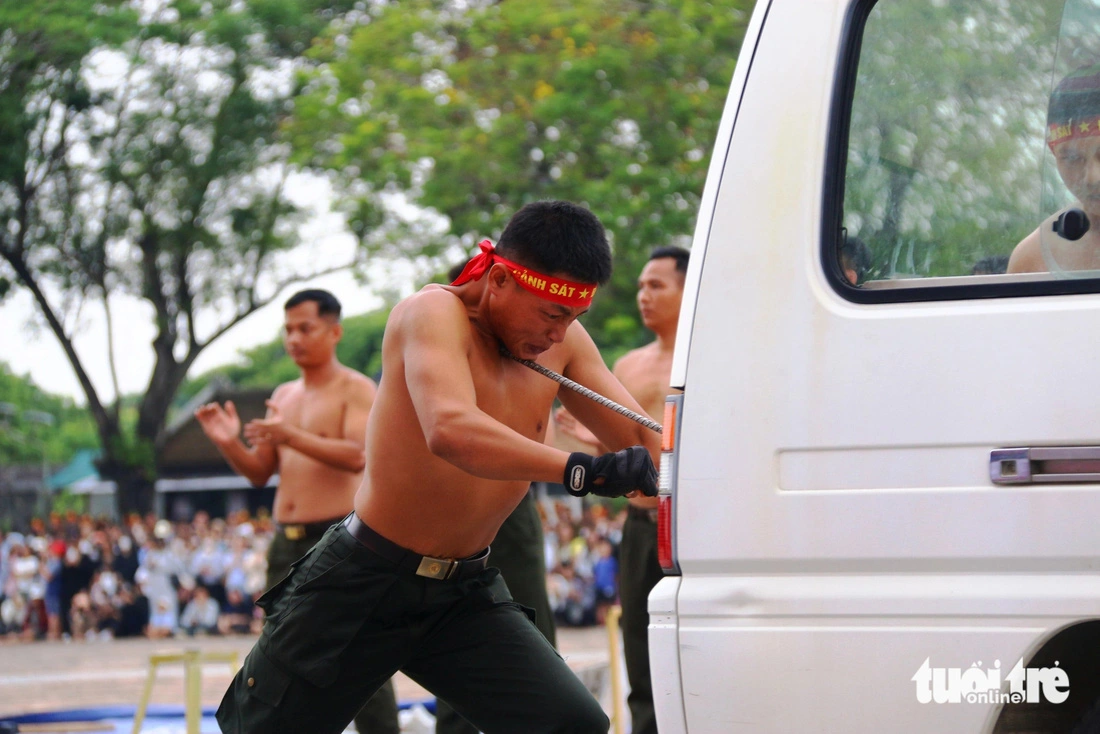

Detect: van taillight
[657, 495, 674, 569]
[658, 394, 682, 574]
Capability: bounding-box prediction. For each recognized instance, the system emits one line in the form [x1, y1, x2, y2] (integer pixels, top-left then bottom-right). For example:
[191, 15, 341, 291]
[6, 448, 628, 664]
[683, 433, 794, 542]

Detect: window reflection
[841, 0, 1066, 287]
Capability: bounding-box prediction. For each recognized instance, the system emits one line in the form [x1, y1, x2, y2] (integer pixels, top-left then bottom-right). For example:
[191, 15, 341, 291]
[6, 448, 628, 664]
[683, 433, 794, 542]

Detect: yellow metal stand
[132, 648, 239, 734]
[605, 605, 625, 734]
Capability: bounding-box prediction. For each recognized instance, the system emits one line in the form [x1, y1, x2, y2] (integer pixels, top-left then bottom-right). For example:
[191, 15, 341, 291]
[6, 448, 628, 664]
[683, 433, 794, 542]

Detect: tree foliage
[291, 0, 748, 356]
[3, 0, 751, 517]
[0, 0, 370, 515]
[844, 0, 1063, 278]
[0, 362, 98, 466]
[176, 306, 390, 403]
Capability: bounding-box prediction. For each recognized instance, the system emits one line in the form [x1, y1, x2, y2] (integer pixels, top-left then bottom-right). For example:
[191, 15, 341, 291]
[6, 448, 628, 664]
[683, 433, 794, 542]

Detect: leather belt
[342, 513, 490, 581]
[276, 517, 343, 541]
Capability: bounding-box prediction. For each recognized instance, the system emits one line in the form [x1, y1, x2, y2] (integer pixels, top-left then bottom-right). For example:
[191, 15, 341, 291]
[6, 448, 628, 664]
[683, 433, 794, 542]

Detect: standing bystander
[195, 288, 398, 734]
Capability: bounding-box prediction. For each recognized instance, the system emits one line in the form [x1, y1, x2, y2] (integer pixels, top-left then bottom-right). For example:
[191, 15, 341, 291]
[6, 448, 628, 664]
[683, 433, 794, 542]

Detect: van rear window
[832, 0, 1100, 300]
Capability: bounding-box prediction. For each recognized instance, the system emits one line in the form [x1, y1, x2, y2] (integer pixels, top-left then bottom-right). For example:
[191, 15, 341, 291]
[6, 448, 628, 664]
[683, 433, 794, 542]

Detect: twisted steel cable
[501, 347, 663, 434]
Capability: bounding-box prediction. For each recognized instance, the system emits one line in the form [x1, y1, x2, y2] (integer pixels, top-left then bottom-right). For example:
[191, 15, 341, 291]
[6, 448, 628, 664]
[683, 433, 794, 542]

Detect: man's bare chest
[277, 391, 346, 438]
[470, 357, 560, 439]
[619, 360, 672, 416]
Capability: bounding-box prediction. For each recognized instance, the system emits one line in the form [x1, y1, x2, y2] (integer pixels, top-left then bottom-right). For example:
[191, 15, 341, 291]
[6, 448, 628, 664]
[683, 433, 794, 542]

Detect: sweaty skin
[195, 301, 376, 524]
[354, 263, 660, 560]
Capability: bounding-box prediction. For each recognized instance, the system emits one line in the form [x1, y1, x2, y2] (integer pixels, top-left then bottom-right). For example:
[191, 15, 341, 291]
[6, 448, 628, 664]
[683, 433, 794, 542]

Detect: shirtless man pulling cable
[216, 201, 659, 734]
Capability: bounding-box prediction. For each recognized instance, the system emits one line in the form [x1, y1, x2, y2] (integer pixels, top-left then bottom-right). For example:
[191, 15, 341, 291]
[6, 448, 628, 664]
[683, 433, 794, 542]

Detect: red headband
[450, 240, 598, 307]
[1049, 115, 1100, 150]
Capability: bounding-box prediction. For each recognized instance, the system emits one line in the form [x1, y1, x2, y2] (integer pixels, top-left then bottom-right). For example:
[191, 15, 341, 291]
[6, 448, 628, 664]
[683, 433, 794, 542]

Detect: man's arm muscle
[206, 395, 280, 487]
[399, 291, 569, 482]
[558, 326, 661, 463]
[278, 421, 367, 473]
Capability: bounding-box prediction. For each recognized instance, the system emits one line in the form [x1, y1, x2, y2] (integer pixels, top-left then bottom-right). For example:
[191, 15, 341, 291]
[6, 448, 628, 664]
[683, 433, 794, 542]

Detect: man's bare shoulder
[613, 341, 660, 373]
[337, 366, 378, 398]
[270, 380, 302, 402]
[390, 285, 467, 327]
[1007, 212, 1063, 274]
[1007, 227, 1044, 274]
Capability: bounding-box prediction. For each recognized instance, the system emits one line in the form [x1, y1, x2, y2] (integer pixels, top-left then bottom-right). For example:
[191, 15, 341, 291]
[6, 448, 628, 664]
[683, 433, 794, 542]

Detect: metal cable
[501, 347, 663, 434]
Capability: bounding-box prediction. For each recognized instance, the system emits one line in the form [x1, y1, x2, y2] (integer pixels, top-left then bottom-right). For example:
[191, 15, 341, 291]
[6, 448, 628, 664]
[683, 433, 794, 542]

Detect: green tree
[291, 0, 747, 355]
[0, 362, 98, 466]
[176, 305, 390, 403]
[843, 1, 1063, 278]
[0, 0, 369, 516]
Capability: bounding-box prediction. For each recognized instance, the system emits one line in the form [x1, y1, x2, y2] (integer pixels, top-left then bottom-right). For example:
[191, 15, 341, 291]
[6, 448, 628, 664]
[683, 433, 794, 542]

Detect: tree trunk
[99, 458, 156, 517]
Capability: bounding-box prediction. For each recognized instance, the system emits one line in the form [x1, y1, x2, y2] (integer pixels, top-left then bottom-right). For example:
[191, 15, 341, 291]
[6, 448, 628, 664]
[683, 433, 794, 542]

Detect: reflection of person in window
[971, 254, 1009, 275]
[1010, 64, 1100, 273]
[840, 236, 871, 285]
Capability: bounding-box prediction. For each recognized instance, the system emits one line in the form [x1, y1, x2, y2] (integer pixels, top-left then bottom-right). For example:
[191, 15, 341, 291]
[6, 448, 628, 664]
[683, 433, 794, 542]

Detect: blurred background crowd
[0, 497, 627, 643]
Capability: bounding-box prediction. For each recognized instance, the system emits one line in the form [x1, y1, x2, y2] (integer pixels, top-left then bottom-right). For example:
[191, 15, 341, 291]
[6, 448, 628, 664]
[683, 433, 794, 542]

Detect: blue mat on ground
[0, 700, 437, 728]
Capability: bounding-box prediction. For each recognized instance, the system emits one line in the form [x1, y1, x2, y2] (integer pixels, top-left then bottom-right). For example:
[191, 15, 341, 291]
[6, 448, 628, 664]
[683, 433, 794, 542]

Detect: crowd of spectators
[0, 498, 630, 643]
[0, 509, 269, 642]
[539, 499, 626, 628]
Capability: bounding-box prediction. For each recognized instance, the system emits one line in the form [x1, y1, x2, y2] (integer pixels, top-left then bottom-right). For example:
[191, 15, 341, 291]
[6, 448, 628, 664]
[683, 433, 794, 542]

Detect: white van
[651, 0, 1100, 732]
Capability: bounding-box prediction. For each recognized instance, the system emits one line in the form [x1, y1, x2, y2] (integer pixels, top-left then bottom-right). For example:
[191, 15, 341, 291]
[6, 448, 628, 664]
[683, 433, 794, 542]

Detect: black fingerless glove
[563, 446, 659, 498]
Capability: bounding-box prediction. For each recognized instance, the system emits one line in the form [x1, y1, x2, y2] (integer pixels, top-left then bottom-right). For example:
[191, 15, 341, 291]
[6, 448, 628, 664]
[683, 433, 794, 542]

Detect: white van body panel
[669, 0, 772, 389]
[648, 576, 687, 733]
[653, 0, 1100, 730]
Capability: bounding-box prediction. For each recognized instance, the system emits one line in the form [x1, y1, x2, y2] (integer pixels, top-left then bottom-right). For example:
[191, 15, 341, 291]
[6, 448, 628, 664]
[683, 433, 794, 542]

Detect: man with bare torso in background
[556, 245, 688, 734]
[195, 289, 398, 734]
[1009, 64, 1100, 274]
[216, 201, 660, 734]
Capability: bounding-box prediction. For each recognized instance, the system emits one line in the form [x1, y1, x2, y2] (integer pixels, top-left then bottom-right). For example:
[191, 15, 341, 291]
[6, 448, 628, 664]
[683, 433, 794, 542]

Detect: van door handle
[991, 447, 1100, 484]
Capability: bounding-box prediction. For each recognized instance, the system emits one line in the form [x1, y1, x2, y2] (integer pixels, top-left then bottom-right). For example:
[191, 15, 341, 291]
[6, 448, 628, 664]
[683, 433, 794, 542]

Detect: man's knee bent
[554, 695, 609, 734]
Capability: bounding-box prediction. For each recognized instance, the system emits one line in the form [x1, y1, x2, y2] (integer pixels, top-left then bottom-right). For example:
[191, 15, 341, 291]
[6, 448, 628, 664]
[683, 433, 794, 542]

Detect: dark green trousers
[619, 507, 663, 734]
[435, 492, 557, 734]
[265, 521, 399, 734]
[219, 520, 607, 734]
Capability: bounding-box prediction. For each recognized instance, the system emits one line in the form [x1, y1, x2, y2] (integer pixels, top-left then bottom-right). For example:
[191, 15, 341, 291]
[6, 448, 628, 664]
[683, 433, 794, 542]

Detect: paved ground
[0, 625, 620, 721]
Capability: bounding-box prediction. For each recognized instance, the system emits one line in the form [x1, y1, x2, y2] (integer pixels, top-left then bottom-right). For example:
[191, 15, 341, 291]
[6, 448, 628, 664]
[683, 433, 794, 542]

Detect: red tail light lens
[658, 494, 674, 569]
[658, 394, 682, 574]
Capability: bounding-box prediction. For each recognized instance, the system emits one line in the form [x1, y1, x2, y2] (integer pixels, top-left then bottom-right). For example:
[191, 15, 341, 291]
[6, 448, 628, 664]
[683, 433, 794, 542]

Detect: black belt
[276, 517, 344, 541]
[343, 513, 490, 581]
[628, 504, 659, 524]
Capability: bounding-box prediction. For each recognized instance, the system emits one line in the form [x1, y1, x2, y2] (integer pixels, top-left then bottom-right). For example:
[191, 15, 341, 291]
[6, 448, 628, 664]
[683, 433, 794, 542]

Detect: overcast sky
[0, 176, 413, 405]
[0, 43, 450, 404]
[0, 269, 386, 405]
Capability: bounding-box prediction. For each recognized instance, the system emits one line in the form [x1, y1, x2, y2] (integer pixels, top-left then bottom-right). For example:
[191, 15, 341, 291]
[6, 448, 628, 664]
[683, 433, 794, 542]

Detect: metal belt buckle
[284, 525, 306, 541]
[416, 556, 456, 580]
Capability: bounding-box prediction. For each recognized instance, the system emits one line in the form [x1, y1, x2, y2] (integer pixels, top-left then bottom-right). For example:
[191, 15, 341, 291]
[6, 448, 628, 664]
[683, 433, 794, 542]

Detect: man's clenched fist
[563, 446, 659, 498]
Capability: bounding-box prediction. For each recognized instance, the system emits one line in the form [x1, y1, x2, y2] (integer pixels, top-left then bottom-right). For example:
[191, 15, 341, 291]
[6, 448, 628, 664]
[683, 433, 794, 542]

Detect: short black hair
[970, 254, 1009, 275]
[284, 289, 342, 320]
[649, 245, 690, 274]
[447, 261, 468, 283]
[496, 201, 612, 285]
